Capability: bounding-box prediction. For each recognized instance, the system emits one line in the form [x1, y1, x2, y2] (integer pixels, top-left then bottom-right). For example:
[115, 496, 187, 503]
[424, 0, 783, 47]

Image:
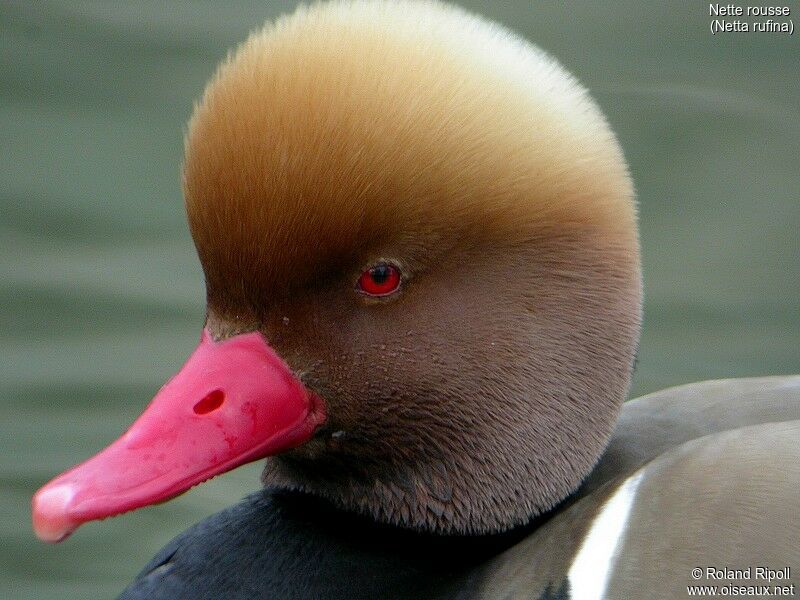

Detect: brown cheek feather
[253, 228, 640, 534]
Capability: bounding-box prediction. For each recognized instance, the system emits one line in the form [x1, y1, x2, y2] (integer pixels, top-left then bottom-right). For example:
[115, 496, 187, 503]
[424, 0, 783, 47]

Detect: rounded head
[183, 0, 641, 534]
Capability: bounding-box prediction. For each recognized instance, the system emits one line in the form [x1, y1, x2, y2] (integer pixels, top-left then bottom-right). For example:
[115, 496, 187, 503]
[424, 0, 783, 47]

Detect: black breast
[117, 489, 557, 600]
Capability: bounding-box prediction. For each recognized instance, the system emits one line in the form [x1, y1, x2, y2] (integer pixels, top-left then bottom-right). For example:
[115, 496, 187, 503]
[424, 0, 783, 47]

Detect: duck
[31, 1, 800, 598]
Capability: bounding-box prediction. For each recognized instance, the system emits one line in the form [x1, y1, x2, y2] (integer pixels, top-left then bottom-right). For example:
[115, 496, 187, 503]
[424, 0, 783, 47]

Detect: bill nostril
[193, 390, 225, 415]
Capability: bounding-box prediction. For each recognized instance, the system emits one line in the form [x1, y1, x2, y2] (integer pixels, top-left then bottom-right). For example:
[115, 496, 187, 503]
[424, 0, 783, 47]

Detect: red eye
[357, 263, 402, 297]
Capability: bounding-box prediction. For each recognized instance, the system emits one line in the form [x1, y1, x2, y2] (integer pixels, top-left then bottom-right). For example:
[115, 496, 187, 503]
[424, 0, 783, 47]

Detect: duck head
[33, 0, 641, 541]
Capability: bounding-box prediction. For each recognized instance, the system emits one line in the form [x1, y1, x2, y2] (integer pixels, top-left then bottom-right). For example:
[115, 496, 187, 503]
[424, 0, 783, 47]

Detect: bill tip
[32, 483, 79, 543]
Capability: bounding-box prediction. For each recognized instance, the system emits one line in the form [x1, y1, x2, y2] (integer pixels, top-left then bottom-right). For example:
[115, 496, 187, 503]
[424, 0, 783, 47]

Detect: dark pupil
[370, 265, 390, 285]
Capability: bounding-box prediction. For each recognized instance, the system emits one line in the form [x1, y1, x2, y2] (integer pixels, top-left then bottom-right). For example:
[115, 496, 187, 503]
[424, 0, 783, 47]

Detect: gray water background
[2, 2, 798, 598]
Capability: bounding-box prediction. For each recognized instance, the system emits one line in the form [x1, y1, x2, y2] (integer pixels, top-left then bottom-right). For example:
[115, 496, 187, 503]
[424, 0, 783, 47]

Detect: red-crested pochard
[32, 2, 800, 598]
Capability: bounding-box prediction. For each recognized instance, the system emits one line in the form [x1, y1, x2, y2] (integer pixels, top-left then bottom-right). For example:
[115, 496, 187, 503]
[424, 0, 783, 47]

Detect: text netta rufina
[32, 2, 799, 598]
